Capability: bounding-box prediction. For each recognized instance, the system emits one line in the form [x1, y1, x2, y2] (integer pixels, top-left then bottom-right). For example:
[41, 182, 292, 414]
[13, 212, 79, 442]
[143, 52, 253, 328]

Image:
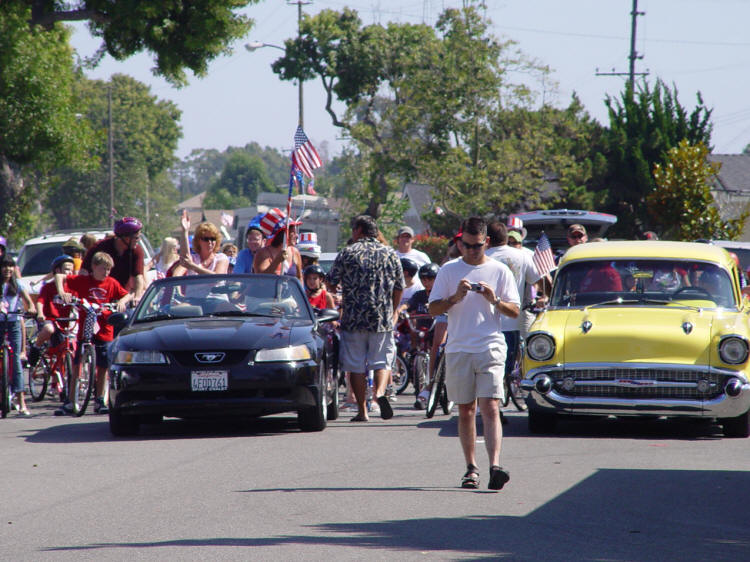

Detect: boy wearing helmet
[303, 265, 334, 309]
[80, 217, 146, 301]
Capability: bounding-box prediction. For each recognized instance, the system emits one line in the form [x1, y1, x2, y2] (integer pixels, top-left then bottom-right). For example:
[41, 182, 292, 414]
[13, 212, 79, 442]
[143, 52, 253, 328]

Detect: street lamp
[245, 41, 303, 128]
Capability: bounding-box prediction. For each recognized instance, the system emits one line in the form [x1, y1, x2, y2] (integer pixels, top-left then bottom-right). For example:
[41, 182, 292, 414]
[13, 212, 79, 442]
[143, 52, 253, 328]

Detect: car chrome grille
[552, 368, 724, 400]
[170, 350, 249, 367]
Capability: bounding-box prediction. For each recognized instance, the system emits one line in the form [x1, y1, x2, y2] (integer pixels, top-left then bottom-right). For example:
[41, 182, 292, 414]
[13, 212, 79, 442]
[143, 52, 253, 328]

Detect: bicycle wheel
[1, 349, 10, 418]
[508, 374, 528, 411]
[425, 353, 444, 419]
[508, 348, 528, 412]
[392, 354, 410, 394]
[28, 354, 50, 402]
[440, 381, 454, 415]
[413, 352, 431, 396]
[62, 351, 74, 403]
[72, 345, 95, 417]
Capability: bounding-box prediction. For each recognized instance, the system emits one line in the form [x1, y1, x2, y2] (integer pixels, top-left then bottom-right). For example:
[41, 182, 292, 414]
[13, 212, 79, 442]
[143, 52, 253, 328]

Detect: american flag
[533, 232, 556, 277]
[292, 126, 322, 179]
[307, 178, 317, 195]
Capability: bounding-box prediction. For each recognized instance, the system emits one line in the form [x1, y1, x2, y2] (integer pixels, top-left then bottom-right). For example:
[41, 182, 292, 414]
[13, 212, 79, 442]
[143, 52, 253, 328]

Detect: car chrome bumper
[521, 363, 750, 418]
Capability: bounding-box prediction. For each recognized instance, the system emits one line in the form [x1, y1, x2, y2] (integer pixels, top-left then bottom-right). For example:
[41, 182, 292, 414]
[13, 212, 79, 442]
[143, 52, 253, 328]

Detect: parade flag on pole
[292, 126, 322, 179]
[220, 211, 233, 228]
[533, 232, 556, 277]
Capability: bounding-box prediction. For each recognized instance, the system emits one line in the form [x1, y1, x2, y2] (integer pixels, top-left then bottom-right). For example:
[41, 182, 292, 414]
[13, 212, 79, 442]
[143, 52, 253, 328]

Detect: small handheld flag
[533, 232, 556, 277]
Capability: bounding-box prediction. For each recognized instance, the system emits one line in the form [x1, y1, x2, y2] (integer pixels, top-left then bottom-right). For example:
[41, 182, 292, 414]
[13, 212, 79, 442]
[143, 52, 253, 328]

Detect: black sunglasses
[200, 237, 217, 242]
[462, 241, 485, 250]
[569, 232, 584, 239]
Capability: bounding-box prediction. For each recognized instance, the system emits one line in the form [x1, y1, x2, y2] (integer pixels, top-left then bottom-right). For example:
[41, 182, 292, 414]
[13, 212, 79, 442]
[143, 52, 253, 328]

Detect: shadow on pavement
[21, 415, 315, 443]
[41, 469, 750, 560]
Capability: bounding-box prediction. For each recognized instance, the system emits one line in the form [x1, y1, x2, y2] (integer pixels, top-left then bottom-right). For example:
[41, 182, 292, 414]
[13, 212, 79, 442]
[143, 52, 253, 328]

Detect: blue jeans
[0, 321, 24, 394]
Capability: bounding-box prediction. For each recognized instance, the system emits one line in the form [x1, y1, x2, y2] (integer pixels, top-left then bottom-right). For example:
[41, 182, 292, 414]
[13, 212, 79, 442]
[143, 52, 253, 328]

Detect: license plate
[191, 370, 228, 392]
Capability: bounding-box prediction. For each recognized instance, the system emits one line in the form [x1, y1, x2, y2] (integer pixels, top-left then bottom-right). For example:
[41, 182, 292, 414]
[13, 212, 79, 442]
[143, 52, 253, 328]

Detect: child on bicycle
[406, 263, 446, 409]
[29, 255, 75, 362]
[1, 255, 35, 416]
[54, 252, 132, 415]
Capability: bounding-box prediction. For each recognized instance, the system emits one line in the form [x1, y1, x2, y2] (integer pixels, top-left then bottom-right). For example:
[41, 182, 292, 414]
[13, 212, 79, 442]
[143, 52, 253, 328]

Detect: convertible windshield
[551, 259, 737, 308]
[134, 275, 310, 322]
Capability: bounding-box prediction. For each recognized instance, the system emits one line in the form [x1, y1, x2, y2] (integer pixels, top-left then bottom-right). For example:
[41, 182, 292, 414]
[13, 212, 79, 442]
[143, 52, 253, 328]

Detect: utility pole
[596, 0, 649, 86]
[107, 85, 115, 227]
[287, 0, 311, 128]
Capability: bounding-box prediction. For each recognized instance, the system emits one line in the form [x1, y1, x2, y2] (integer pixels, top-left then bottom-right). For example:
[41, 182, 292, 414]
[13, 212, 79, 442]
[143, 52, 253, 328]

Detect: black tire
[326, 359, 339, 421]
[425, 355, 445, 419]
[393, 354, 410, 395]
[299, 365, 327, 432]
[440, 383, 454, 416]
[109, 408, 139, 436]
[72, 345, 95, 417]
[508, 374, 528, 412]
[721, 410, 750, 438]
[28, 355, 50, 402]
[413, 352, 430, 397]
[528, 411, 557, 434]
[63, 352, 74, 404]
[1, 348, 10, 419]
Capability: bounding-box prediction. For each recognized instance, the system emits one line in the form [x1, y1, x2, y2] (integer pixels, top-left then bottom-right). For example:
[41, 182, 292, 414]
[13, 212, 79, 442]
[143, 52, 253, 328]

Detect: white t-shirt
[396, 248, 430, 267]
[429, 257, 520, 354]
[400, 278, 424, 305]
[485, 245, 542, 331]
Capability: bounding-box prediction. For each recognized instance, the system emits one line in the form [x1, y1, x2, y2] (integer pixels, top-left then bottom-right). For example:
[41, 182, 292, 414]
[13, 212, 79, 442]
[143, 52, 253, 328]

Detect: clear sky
[70, 0, 750, 160]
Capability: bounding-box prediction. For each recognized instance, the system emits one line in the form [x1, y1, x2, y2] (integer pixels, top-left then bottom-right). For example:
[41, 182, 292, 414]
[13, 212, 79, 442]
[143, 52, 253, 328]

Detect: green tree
[273, 7, 546, 221]
[602, 79, 713, 237]
[17, 0, 259, 86]
[648, 140, 745, 240]
[0, 5, 94, 243]
[203, 151, 275, 209]
[45, 73, 182, 235]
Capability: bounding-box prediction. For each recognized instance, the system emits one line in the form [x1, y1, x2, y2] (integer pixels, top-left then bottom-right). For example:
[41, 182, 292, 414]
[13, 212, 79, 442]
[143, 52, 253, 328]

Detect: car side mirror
[108, 311, 131, 336]
[315, 308, 339, 323]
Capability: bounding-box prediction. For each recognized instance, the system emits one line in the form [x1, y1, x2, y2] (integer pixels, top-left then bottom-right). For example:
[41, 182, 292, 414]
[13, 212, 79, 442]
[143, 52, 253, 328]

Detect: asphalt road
[1, 397, 749, 561]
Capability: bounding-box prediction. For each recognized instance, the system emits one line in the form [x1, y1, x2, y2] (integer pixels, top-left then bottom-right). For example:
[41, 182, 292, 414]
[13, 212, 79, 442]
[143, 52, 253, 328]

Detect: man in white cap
[395, 226, 430, 267]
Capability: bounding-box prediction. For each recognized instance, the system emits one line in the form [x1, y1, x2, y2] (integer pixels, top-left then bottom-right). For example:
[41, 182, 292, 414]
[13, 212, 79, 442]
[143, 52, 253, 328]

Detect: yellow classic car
[522, 241, 750, 437]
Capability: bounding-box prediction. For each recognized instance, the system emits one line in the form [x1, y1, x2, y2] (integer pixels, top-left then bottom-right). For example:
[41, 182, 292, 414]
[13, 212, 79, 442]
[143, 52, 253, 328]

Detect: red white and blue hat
[298, 232, 321, 257]
[258, 208, 301, 239]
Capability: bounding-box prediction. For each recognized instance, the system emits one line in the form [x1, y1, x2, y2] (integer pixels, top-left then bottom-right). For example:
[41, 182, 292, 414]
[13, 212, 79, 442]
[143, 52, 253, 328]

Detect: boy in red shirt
[55, 252, 132, 415]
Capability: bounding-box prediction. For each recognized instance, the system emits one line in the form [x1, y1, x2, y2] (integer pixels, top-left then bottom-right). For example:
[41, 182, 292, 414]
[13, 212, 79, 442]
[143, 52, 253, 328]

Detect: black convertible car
[107, 274, 339, 436]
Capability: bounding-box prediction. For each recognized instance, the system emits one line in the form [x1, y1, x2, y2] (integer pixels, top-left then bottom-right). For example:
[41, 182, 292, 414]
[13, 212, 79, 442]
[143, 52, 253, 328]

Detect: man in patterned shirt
[328, 215, 404, 422]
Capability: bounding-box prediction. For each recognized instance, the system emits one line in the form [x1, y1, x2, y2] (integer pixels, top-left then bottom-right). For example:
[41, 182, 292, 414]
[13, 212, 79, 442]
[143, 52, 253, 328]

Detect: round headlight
[719, 336, 749, 365]
[527, 333, 555, 362]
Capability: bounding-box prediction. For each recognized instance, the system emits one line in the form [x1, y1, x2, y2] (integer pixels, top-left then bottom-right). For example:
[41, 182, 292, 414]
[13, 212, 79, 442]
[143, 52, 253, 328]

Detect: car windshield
[551, 259, 737, 309]
[17, 242, 65, 276]
[134, 275, 311, 322]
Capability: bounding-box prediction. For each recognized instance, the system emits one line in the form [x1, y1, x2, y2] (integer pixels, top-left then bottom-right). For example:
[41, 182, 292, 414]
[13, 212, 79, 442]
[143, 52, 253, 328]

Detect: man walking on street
[328, 215, 404, 422]
[429, 216, 520, 490]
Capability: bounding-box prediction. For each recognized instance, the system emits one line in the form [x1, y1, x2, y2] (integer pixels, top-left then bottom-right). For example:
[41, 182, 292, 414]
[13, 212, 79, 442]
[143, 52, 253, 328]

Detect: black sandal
[461, 464, 480, 489]
[488, 465, 510, 490]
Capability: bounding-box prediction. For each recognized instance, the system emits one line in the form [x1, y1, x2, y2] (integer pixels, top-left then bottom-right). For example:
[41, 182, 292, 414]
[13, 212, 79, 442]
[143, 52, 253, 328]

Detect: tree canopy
[17, 0, 259, 86]
[272, 6, 602, 233]
[601, 80, 713, 237]
[648, 140, 745, 241]
[0, 5, 95, 242]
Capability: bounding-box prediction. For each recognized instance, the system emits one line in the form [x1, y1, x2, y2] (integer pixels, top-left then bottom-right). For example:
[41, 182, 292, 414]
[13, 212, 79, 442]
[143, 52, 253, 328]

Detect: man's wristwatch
[494, 297, 502, 308]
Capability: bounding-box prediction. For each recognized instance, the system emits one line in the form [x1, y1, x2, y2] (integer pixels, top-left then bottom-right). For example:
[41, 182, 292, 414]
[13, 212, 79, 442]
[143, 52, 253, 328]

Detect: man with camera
[429, 217, 520, 491]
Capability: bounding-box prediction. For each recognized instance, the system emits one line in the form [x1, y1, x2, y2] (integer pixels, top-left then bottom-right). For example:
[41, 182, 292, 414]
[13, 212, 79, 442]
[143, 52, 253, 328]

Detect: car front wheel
[720, 410, 750, 438]
[109, 408, 140, 437]
[298, 365, 327, 432]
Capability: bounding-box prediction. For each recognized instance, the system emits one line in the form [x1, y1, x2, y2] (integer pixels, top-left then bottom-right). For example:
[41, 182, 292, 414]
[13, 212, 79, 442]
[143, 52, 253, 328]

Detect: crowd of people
[0, 209, 655, 492]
